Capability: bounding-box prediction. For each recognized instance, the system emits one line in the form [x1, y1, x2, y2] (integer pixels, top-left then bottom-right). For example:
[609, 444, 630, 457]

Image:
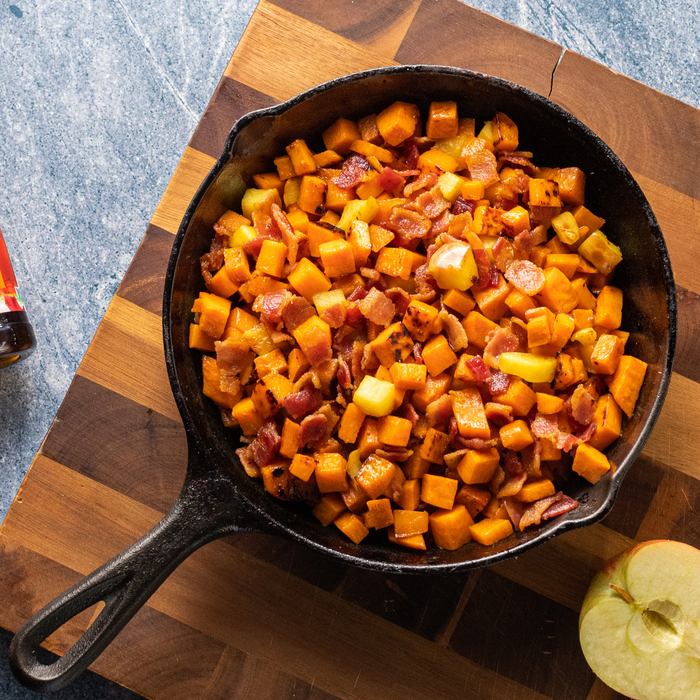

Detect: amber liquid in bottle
[0, 227, 36, 369]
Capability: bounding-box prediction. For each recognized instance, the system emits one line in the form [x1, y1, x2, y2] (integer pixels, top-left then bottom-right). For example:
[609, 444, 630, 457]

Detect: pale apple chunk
[579, 540, 700, 700]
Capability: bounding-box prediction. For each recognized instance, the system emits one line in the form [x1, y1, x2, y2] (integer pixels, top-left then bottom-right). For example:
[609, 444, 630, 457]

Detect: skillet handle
[9, 447, 252, 693]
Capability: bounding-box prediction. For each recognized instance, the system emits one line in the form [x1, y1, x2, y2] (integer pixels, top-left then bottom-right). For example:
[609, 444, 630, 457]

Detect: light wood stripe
[3, 456, 553, 700]
[225, 1, 397, 103]
[151, 147, 217, 235]
[76, 296, 180, 423]
[631, 169, 700, 296]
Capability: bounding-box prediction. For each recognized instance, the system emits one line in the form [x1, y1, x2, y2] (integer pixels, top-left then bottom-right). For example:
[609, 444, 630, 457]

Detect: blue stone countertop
[0, 0, 697, 697]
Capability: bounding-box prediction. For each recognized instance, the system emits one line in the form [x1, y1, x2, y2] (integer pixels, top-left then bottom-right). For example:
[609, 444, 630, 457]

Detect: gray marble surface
[0, 0, 697, 697]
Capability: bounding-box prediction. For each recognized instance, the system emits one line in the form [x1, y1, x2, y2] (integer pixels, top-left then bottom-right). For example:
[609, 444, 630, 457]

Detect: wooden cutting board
[2, 2, 700, 698]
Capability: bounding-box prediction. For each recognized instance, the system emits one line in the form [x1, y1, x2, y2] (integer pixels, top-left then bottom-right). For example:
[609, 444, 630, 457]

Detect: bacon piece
[497, 470, 528, 499]
[376, 448, 412, 464]
[384, 287, 411, 316]
[337, 358, 352, 390]
[281, 295, 315, 333]
[427, 394, 454, 427]
[542, 493, 578, 520]
[335, 154, 371, 188]
[360, 266, 382, 285]
[497, 151, 536, 175]
[351, 340, 366, 382]
[388, 207, 433, 240]
[414, 264, 438, 296]
[504, 499, 525, 530]
[438, 310, 469, 351]
[282, 385, 323, 420]
[261, 289, 291, 324]
[568, 384, 597, 426]
[292, 370, 321, 393]
[200, 234, 225, 284]
[236, 445, 260, 478]
[487, 370, 512, 396]
[376, 167, 405, 193]
[452, 196, 477, 216]
[503, 450, 523, 475]
[505, 260, 546, 295]
[250, 419, 281, 467]
[466, 356, 492, 382]
[298, 413, 329, 447]
[530, 412, 581, 453]
[472, 249, 499, 290]
[463, 139, 499, 187]
[491, 236, 514, 273]
[519, 494, 559, 530]
[413, 186, 450, 219]
[215, 337, 250, 395]
[361, 343, 377, 372]
[457, 437, 497, 450]
[574, 421, 597, 443]
[521, 440, 541, 477]
[400, 141, 420, 169]
[396, 400, 419, 427]
[404, 172, 438, 198]
[448, 416, 459, 446]
[358, 287, 396, 326]
[490, 464, 506, 495]
[321, 303, 347, 329]
[430, 209, 454, 235]
[271, 203, 298, 266]
[413, 342, 424, 364]
[485, 402, 513, 426]
[513, 229, 534, 258]
[347, 286, 368, 302]
[344, 302, 363, 326]
[483, 326, 519, 368]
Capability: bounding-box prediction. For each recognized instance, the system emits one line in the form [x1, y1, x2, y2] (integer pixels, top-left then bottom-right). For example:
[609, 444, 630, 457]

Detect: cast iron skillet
[10, 65, 676, 692]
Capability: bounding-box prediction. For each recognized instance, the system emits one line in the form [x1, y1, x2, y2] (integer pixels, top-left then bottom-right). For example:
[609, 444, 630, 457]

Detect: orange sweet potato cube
[274, 155, 295, 181]
[545, 253, 580, 280]
[319, 239, 356, 278]
[288, 258, 331, 300]
[334, 511, 369, 544]
[325, 182, 356, 212]
[442, 288, 476, 317]
[198, 292, 232, 339]
[499, 420, 534, 451]
[213, 209, 251, 236]
[390, 362, 427, 390]
[224, 247, 253, 283]
[356, 454, 396, 499]
[527, 314, 551, 348]
[315, 453, 349, 493]
[289, 452, 316, 481]
[338, 403, 367, 444]
[536, 392, 565, 414]
[251, 373, 294, 419]
[493, 378, 536, 417]
[358, 418, 382, 459]
[312, 493, 346, 525]
[364, 498, 395, 530]
[231, 397, 264, 436]
[422, 335, 458, 377]
[297, 175, 327, 215]
[402, 451, 431, 481]
[550, 313, 575, 349]
[529, 178, 562, 207]
[469, 518, 513, 546]
[387, 528, 426, 550]
[375, 247, 413, 280]
[358, 113, 382, 145]
[375, 101, 420, 146]
[256, 239, 288, 278]
[286, 139, 317, 176]
[393, 509, 430, 538]
[350, 139, 394, 163]
[253, 172, 284, 197]
[472, 273, 511, 322]
[412, 373, 452, 412]
[463, 311, 499, 350]
[494, 112, 519, 150]
[572, 443, 611, 484]
[587, 393, 623, 450]
[452, 387, 491, 439]
[322, 118, 361, 155]
[287, 347, 310, 382]
[590, 334, 625, 375]
[280, 419, 301, 460]
[341, 477, 370, 513]
[313, 150, 343, 168]
[429, 505, 474, 550]
[426, 101, 458, 139]
[419, 427, 450, 464]
[421, 473, 458, 510]
[202, 356, 240, 409]
[189, 323, 216, 352]
[417, 149, 459, 174]
[292, 315, 332, 367]
[347, 220, 372, 266]
[397, 478, 422, 510]
[457, 447, 500, 484]
[370, 322, 414, 368]
[607, 355, 647, 418]
[455, 484, 491, 519]
[595, 285, 623, 330]
[206, 266, 240, 298]
[403, 300, 440, 343]
[538, 266, 578, 313]
[514, 477, 556, 502]
[377, 415, 413, 447]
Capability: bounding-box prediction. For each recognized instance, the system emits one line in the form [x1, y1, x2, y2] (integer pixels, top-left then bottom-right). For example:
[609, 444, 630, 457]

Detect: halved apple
[579, 540, 700, 700]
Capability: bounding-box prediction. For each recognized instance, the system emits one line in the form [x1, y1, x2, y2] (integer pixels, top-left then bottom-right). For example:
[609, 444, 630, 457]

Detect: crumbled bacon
[568, 384, 597, 426]
[430, 209, 454, 235]
[337, 358, 352, 390]
[413, 186, 450, 219]
[472, 249, 499, 289]
[438, 310, 469, 351]
[452, 196, 477, 216]
[250, 420, 281, 467]
[404, 172, 438, 198]
[281, 296, 315, 333]
[384, 287, 411, 316]
[497, 470, 528, 499]
[457, 437, 497, 450]
[505, 260, 546, 295]
[376, 167, 405, 193]
[321, 303, 347, 329]
[487, 370, 511, 395]
[335, 154, 371, 188]
[345, 302, 364, 326]
[497, 151, 536, 175]
[413, 342, 424, 364]
[261, 289, 291, 324]
[521, 440, 541, 477]
[347, 286, 368, 302]
[271, 203, 298, 266]
[530, 412, 582, 453]
[282, 385, 323, 420]
[483, 326, 520, 368]
[400, 141, 420, 169]
[519, 494, 559, 530]
[376, 447, 413, 463]
[503, 450, 523, 475]
[504, 499, 525, 530]
[351, 340, 366, 382]
[414, 264, 437, 296]
[298, 413, 328, 447]
[200, 234, 225, 284]
[485, 402, 513, 426]
[541, 493, 579, 520]
[388, 207, 433, 240]
[463, 140, 499, 187]
[236, 445, 260, 478]
[466, 356, 492, 382]
[358, 287, 396, 326]
[396, 400, 419, 427]
[513, 229, 534, 258]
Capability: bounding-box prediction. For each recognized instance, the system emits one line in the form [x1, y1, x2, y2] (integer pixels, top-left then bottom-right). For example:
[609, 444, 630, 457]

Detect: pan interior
[166, 67, 674, 572]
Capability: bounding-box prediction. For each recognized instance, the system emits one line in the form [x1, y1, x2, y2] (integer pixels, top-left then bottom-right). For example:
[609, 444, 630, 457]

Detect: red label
[0, 227, 25, 312]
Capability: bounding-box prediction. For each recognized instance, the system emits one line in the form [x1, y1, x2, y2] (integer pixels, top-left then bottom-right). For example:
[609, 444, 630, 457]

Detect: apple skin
[579, 540, 700, 700]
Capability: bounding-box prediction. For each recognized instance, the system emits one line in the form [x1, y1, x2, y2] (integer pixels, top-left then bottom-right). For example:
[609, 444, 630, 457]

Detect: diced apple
[427, 241, 478, 291]
[353, 376, 395, 417]
[499, 352, 558, 384]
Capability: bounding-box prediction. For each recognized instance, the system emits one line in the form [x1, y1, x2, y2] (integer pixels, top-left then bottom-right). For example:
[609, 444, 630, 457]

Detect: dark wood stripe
[189, 77, 277, 159]
[601, 454, 665, 540]
[395, 0, 562, 98]
[450, 568, 596, 700]
[674, 285, 700, 384]
[40, 375, 187, 514]
[267, 0, 419, 47]
[550, 51, 700, 202]
[117, 223, 174, 315]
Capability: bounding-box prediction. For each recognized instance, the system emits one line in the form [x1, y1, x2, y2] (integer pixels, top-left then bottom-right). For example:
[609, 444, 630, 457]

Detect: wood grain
[224, 1, 397, 102]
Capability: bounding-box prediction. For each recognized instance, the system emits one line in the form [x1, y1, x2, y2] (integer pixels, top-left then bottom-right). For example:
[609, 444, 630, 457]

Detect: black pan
[9, 65, 676, 692]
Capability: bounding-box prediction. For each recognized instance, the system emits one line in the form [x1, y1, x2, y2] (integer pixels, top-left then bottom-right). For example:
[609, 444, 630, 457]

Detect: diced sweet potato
[572, 443, 610, 484]
[421, 473, 458, 510]
[429, 506, 474, 550]
[607, 355, 647, 418]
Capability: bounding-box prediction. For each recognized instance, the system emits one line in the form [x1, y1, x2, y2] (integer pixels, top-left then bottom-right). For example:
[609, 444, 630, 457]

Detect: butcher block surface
[2, 1, 699, 699]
